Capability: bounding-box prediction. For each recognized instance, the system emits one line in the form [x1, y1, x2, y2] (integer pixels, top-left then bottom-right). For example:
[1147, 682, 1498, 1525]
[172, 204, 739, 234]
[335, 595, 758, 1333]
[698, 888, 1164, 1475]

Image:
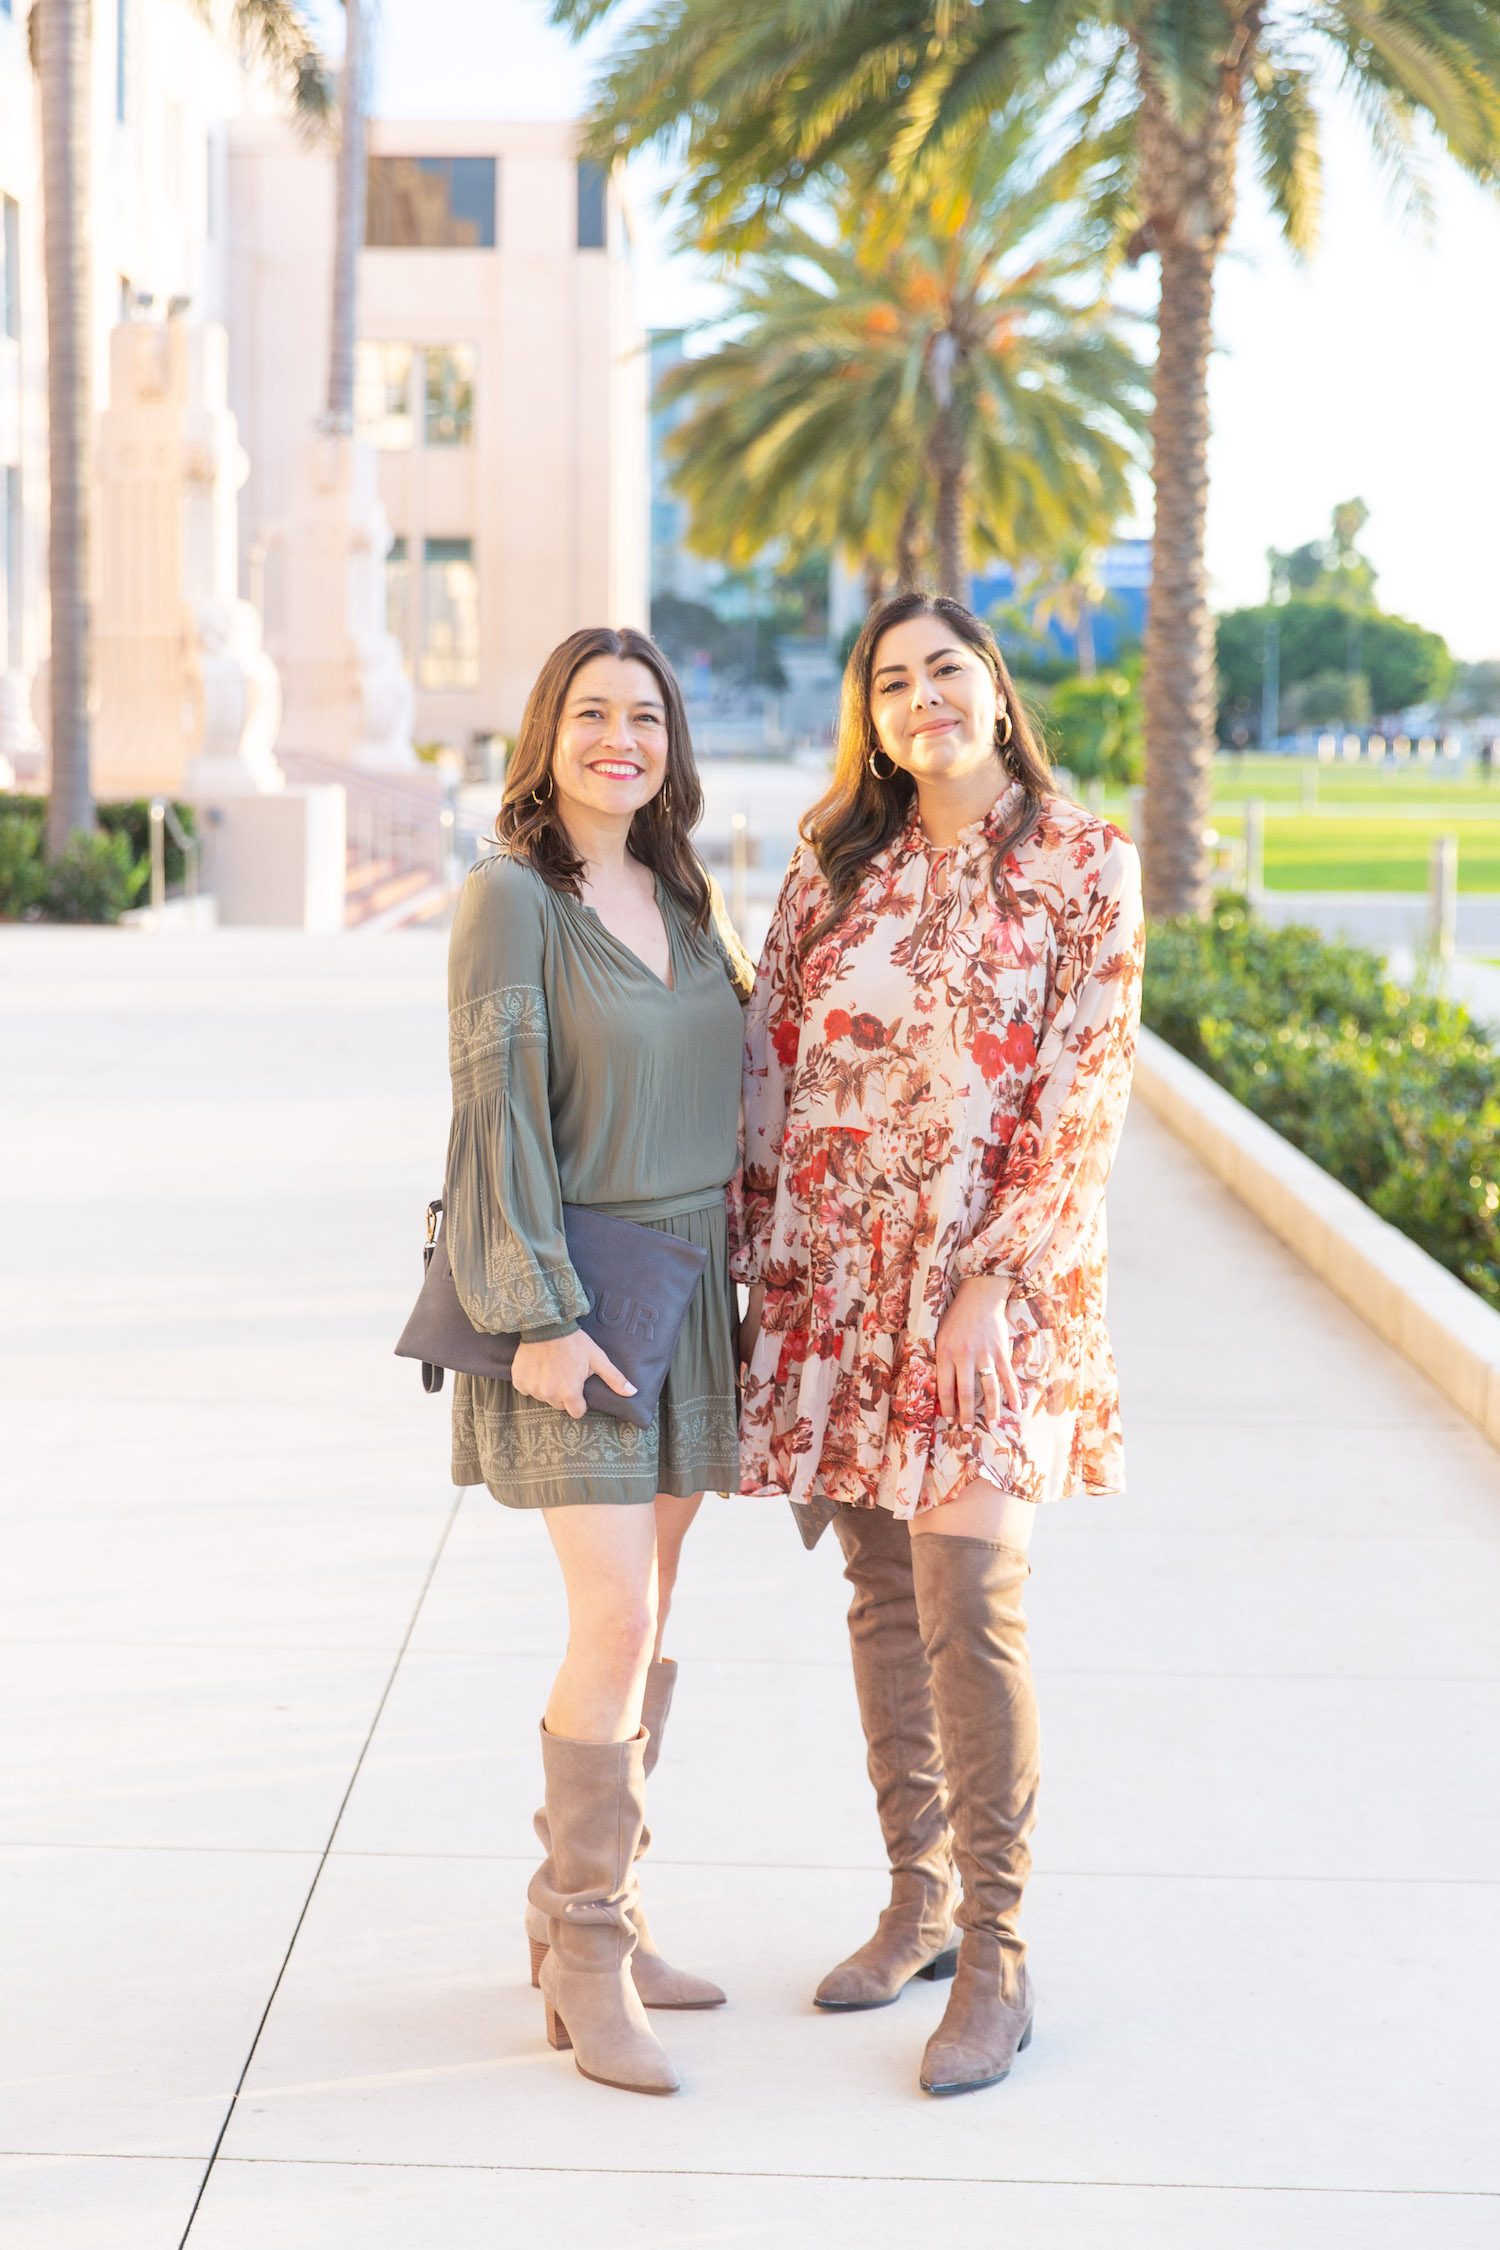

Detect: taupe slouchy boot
[527, 1660, 725, 2009]
[527, 1724, 680, 2095]
[910, 1534, 1038, 2094]
[814, 1505, 959, 2010]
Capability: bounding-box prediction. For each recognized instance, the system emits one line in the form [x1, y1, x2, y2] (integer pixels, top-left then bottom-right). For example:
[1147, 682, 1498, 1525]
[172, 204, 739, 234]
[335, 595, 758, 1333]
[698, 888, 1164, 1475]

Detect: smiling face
[868, 613, 1003, 785]
[550, 654, 671, 827]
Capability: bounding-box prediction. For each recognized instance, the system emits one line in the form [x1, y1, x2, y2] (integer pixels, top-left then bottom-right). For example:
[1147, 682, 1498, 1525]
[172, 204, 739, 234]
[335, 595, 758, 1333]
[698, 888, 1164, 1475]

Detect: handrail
[147, 796, 201, 925]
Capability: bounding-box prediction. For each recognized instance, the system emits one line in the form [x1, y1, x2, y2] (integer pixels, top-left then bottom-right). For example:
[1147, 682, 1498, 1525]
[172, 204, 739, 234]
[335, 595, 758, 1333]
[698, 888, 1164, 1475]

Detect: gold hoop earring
[531, 773, 554, 807]
[658, 778, 673, 816]
[867, 747, 898, 781]
[996, 708, 1013, 749]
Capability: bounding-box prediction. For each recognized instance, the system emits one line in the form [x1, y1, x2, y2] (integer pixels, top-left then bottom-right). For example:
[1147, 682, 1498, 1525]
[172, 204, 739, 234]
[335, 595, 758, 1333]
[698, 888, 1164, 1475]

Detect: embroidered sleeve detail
[449, 983, 548, 1105]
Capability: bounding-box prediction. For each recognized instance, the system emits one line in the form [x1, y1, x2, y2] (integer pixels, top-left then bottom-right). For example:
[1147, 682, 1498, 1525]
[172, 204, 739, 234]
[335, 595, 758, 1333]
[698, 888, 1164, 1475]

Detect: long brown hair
[498, 626, 711, 930]
[801, 592, 1054, 950]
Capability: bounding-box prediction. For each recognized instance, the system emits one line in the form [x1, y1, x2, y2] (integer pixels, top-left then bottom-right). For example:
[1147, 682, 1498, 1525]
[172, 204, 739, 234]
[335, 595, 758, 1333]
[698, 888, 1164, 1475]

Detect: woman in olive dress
[444, 625, 749, 2097]
[734, 592, 1143, 2095]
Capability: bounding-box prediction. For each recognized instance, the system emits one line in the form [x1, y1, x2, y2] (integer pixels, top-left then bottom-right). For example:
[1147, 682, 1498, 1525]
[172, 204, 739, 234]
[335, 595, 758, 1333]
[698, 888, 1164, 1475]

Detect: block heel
[917, 1946, 959, 1983]
[529, 1936, 548, 1988]
[544, 1999, 572, 2052]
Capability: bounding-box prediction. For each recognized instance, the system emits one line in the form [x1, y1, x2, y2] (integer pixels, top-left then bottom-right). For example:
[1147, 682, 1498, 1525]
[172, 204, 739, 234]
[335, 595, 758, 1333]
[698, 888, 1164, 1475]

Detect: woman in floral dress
[733, 592, 1143, 2095]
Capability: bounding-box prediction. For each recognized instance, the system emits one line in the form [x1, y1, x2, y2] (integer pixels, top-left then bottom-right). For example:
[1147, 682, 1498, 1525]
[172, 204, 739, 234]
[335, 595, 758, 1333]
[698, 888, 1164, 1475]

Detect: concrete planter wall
[1132, 1025, 1500, 1450]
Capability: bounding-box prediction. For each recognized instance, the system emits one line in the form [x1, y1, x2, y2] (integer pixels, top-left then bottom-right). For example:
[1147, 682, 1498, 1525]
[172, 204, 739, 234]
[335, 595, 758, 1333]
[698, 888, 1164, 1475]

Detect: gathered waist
[573, 1184, 727, 1226]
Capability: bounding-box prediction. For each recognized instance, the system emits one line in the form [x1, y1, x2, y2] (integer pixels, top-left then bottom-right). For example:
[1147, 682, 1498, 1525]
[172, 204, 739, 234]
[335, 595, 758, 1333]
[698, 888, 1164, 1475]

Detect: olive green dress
[445, 849, 744, 1508]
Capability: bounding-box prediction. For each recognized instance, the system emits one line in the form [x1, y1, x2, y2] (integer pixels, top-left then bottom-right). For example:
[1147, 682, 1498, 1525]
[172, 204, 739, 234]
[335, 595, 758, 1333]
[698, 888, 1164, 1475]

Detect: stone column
[91, 316, 283, 799]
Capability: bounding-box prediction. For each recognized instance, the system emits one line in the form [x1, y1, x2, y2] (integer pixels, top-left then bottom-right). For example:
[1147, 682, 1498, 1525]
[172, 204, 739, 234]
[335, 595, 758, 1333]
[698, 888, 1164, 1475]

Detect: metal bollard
[730, 811, 749, 937]
[1429, 835, 1458, 960]
[1244, 797, 1265, 907]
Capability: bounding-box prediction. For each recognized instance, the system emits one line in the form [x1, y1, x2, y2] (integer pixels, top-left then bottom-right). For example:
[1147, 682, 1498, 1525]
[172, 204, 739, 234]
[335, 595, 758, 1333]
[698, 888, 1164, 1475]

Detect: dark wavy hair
[497, 626, 710, 930]
[801, 592, 1054, 951]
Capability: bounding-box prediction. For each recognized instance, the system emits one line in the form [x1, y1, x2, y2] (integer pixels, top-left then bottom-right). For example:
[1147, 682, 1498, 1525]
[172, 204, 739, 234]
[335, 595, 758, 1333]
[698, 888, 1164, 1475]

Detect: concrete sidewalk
[3, 927, 1498, 2249]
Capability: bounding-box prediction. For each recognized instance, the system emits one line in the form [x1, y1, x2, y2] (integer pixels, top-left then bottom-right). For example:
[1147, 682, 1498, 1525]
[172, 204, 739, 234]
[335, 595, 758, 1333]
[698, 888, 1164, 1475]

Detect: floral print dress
[731, 786, 1144, 1519]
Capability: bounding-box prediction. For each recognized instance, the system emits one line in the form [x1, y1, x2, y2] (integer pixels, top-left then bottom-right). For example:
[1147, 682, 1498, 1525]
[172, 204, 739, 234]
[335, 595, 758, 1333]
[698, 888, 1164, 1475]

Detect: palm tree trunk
[895, 496, 925, 593]
[39, 0, 94, 854]
[327, 0, 369, 426]
[1142, 238, 1217, 915]
[1135, 64, 1245, 918]
[929, 406, 968, 602]
[1076, 599, 1096, 679]
[861, 553, 886, 610]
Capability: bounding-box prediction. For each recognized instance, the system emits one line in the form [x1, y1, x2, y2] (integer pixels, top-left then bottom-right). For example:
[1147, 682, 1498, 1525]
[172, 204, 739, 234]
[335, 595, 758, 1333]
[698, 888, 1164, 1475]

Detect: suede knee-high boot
[527, 1724, 680, 2095]
[814, 1505, 960, 2009]
[910, 1534, 1038, 2093]
[526, 1660, 726, 2009]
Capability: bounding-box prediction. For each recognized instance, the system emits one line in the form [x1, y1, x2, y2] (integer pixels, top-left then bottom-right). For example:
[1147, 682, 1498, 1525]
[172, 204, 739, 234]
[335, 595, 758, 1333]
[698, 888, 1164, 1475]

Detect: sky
[328, 0, 1500, 660]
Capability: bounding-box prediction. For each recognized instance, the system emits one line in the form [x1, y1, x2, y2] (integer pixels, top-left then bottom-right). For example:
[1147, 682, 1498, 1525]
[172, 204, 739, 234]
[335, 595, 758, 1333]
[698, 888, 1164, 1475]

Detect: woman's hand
[510, 1331, 636, 1420]
[934, 1274, 1020, 1430]
[739, 1282, 766, 1369]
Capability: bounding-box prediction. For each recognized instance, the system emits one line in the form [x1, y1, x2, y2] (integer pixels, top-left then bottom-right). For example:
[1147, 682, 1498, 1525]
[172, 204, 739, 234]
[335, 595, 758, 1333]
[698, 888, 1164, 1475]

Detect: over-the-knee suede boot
[527, 1660, 726, 2009]
[814, 1505, 960, 2009]
[527, 1724, 680, 2095]
[910, 1534, 1038, 2093]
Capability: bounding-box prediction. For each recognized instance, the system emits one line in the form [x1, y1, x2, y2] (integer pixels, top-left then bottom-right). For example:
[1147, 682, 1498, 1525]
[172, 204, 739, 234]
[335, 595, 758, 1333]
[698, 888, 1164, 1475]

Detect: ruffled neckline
[901, 778, 1025, 860]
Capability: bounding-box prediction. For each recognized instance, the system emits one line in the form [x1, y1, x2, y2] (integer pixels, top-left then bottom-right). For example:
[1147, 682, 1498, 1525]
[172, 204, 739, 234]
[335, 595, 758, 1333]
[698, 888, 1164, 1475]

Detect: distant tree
[1268, 498, 1378, 613]
[1217, 602, 1453, 736]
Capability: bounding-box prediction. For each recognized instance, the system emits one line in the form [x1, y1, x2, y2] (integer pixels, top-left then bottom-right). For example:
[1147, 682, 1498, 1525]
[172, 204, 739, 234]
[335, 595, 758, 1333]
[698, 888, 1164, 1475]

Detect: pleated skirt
[451, 1194, 741, 1508]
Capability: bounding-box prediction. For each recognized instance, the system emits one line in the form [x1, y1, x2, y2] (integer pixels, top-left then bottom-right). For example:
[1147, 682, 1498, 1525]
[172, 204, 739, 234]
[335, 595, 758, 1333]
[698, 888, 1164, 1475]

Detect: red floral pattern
[730, 787, 1144, 1517]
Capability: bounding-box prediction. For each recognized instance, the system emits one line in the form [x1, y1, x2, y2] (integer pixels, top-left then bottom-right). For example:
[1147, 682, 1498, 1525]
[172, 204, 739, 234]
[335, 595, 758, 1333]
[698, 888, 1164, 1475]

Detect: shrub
[0, 810, 47, 917]
[0, 796, 195, 920]
[41, 829, 147, 923]
[1143, 898, 1500, 1309]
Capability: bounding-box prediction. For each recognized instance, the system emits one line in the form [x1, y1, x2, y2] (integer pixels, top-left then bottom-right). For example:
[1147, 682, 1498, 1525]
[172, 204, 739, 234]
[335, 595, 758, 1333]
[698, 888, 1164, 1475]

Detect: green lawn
[1214, 816, 1500, 891]
[1095, 757, 1500, 890]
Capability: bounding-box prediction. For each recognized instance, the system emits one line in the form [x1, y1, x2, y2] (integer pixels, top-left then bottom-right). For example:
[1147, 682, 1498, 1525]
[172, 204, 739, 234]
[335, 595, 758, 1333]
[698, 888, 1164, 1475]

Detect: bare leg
[542, 1503, 661, 1744]
[651, 1491, 703, 1659]
[910, 1479, 1038, 1550]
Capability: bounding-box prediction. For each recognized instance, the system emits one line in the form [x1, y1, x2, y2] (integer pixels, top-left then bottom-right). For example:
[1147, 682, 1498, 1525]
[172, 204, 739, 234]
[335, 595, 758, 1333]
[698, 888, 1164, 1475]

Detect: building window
[2, 198, 18, 339]
[577, 161, 607, 251]
[366, 158, 496, 249]
[385, 535, 412, 673]
[354, 341, 414, 450]
[2, 466, 20, 673]
[424, 346, 475, 447]
[419, 538, 478, 690]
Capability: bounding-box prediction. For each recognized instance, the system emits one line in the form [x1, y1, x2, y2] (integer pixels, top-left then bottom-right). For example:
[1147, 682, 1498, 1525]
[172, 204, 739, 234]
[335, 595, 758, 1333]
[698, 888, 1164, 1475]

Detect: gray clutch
[395, 1200, 708, 1431]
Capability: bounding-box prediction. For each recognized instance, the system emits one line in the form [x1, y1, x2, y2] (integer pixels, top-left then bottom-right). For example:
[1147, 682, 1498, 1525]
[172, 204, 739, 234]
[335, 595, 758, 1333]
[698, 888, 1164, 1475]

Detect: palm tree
[1026, 544, 1108, 677]
[32, 0, 329, 858]
[553, 0, 1500, 915]
[327, 0, 368, 427]
[658, 116, 1145, 601]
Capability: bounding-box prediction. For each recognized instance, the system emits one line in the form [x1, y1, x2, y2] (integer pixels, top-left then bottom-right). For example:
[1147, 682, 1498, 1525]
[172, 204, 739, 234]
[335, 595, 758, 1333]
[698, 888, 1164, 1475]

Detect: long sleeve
[730, 851, 810, 1285]
[953, 828, 1144, 1295]
[443, 856, 590, 1341]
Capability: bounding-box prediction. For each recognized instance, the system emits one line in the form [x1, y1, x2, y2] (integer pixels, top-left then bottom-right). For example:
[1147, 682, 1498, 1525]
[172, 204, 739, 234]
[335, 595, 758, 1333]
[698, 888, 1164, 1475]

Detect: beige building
[229, 117, 647, 753]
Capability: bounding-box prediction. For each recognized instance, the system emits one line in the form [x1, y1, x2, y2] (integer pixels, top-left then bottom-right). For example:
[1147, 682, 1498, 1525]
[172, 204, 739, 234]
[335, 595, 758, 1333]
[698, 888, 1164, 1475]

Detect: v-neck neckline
[573, 879, 678, 995]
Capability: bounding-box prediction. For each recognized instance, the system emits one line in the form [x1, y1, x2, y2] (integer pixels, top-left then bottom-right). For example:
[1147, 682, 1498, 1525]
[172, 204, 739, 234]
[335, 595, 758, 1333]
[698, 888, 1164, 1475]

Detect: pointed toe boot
[528, 1724, 680, 2096]
[814, 1506, 959, 2011]
[527, 1660, 726, 2012]
[911, 1532, 1040, 2095]
[919, 1934, 1034, 2094]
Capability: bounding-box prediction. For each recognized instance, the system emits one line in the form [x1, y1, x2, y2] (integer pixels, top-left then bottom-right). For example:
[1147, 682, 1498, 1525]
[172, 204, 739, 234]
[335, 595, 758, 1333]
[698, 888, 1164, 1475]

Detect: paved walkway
[4, 927, 1499, 2249]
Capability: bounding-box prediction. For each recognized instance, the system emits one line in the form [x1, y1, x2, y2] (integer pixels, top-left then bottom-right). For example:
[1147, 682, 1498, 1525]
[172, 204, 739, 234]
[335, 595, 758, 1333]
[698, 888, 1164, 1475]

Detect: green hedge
[1142, 899, 1500, 1310]
[0, 796, 196, 923]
